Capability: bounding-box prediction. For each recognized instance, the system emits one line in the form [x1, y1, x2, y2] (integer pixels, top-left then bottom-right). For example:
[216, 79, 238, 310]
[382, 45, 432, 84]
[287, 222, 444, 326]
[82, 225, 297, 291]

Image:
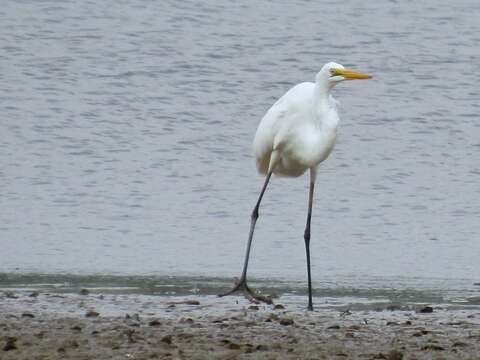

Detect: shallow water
[1, 1, 480, 297]
[1, 273, 480, 311]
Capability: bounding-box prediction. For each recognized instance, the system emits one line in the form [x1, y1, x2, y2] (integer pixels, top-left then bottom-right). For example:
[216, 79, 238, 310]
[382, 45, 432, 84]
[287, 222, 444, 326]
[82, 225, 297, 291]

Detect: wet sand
[1, 291, 480, 359]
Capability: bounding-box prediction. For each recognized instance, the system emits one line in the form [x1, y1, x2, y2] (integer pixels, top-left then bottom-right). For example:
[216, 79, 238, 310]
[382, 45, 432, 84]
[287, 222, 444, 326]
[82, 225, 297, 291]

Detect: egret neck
[313, 76, 339, 132]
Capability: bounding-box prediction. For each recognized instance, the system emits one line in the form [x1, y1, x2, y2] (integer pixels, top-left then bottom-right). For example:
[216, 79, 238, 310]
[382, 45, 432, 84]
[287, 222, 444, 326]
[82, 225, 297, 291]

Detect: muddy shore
[1, 291, 479, 359]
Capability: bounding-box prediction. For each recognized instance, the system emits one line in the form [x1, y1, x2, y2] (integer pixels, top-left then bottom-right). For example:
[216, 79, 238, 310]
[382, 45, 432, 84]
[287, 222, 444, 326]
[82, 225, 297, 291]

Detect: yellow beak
[334, 68, 372, 80]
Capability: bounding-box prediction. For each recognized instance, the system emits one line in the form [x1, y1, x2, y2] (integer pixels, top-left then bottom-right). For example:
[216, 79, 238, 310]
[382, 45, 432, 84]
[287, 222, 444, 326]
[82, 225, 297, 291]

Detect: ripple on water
[0, 0, 480, 288]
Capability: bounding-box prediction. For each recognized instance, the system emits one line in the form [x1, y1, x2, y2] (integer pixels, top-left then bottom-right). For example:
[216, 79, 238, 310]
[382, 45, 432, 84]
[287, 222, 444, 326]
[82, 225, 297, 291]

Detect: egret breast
[274, 123, 337, 177]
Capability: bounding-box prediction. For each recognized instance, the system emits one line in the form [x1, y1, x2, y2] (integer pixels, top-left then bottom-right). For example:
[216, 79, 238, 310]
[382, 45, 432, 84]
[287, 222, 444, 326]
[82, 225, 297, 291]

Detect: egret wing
[253, 82, 315, 174]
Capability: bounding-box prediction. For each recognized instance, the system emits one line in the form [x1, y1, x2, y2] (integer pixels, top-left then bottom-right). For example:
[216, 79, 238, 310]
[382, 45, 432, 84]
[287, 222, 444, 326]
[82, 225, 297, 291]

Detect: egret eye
[329, 69, 338, 77]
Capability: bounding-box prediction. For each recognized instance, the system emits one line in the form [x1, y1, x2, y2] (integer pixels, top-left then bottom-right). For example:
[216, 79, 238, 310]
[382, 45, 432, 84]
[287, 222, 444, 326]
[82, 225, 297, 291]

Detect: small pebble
[412, 329, 429, 337]
[184, 300, 200, 305]
[161, 335, 173, 345]
[273, 304, 285, 310]
[28, 291, 39, 298]
[418, 306, 433, 313]
[79, 289, 89, 295]
[21, 312, 35, 318]
[279, 318, 294, 326]
[248, 305, 259, 310]
[227, 342, 241, 350]
[3, 337, 17, 351]
[85, 310, 99, 318]
[421, 344, 444, 351]
[327, 324, 340, 330]
[149, 319, 162, 327]
[167, 300, 200, 306]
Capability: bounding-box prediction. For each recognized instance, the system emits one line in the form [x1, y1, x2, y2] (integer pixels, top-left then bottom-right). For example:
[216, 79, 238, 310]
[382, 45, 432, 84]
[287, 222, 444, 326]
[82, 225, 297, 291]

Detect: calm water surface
[1, 1, 480, 295]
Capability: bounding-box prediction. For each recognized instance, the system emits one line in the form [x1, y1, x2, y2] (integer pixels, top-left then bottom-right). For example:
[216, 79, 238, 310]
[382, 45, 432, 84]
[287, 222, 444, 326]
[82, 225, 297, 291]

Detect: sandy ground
[1, 291, 480, 359]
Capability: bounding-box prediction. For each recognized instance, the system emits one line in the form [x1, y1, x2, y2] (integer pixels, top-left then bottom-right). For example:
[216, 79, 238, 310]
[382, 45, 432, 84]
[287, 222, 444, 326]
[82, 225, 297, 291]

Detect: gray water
[1, 1, 480, 297]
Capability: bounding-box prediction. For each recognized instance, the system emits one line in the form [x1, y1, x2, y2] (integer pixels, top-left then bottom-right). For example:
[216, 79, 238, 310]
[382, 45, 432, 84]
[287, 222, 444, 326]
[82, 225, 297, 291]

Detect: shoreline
[1, 291, 480, 359]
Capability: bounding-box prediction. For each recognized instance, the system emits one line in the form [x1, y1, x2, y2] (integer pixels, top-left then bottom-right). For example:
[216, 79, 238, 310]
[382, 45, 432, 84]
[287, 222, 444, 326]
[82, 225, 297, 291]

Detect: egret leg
[219, 172, 273, 304]
[304, 181, 315, 311]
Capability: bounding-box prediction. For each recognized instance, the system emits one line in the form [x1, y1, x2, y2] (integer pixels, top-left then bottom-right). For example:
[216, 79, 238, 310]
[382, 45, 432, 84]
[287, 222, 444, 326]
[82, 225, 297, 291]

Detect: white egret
[219, 62, 372, 311]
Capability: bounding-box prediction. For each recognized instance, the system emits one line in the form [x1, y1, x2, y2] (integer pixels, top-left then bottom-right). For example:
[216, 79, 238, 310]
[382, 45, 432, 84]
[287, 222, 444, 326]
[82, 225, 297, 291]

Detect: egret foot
[218, 279, 273, 304]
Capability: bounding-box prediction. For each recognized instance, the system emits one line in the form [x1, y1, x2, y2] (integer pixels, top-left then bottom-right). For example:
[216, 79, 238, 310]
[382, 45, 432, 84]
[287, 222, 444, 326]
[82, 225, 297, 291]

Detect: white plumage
[253, 81, 338, 178]
[253, 62, 371, 178]
[220, 62, 372, 310]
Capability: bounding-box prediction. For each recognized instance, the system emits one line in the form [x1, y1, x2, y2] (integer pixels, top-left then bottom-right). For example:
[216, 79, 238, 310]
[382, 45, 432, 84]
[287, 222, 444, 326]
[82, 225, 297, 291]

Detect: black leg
[304, 180, 315, 311]
[219, 172, 273, 304]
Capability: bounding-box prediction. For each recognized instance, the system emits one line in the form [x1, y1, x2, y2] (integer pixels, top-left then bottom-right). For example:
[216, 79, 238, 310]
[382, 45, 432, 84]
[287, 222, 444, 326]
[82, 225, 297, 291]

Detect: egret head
[316, 62, 372, 88]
